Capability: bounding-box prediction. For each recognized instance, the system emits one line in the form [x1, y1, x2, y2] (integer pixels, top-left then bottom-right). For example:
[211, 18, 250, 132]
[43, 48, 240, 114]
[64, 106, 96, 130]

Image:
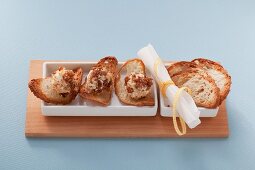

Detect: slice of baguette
[79, 56, 118, 106]
[28, 67, 83, 105]
[167, 61, 203, 77]
[115, 59, 154, 106]
[192, 58, 231, 103]
[171, 70, 220, 108]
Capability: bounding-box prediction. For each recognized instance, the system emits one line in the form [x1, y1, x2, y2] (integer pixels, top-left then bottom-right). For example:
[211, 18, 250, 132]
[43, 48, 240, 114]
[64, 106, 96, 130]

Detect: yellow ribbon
[172, 87, 191, 136]
[154, 58, 175, 93]
[159, 80, 175, 97]
[154, 58, 191, 136]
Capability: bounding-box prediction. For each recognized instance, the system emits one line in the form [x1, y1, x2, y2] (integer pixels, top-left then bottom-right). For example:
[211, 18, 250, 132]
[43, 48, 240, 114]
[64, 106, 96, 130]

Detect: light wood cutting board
[25, 60, 229, 138]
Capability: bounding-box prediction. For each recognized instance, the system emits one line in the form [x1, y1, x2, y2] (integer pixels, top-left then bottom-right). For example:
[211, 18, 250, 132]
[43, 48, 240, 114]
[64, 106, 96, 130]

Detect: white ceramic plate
[159, 62, 219, 117]
[41, 62, 158, 116]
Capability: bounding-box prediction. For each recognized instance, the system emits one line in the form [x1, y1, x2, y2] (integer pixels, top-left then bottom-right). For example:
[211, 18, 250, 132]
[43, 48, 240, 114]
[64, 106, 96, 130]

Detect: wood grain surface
[25, 60, 229, 138]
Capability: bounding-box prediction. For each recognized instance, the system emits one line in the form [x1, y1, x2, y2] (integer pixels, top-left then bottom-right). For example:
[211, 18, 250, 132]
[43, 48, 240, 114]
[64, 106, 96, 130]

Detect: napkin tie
[154, 58, 191, 136]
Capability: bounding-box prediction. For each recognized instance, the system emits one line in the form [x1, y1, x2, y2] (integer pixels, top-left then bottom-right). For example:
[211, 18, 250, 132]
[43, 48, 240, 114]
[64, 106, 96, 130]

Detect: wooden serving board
[25, 60, 229, 138]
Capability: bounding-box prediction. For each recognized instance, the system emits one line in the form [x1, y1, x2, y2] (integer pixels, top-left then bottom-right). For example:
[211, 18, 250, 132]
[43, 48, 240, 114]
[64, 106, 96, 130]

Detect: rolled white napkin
[137, 44, 201, 128]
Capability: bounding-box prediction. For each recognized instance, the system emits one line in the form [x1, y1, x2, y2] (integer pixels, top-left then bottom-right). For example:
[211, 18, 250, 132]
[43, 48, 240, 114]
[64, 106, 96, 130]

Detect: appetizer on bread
[115, 59, 154, 106]
[167, 58, 231, 108]
[29, 67, 83, 105]
[79, 56, 118, 105]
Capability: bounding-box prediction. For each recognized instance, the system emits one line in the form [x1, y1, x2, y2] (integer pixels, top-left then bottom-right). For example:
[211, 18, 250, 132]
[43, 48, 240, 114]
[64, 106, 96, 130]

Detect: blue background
[0, 0, 254, 170]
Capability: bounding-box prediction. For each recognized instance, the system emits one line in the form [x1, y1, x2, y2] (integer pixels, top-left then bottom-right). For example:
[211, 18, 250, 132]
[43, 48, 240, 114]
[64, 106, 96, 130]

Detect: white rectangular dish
[159, 62, 219, 117]
[159, 93, 219, 117]
[41, 62, 158, 116]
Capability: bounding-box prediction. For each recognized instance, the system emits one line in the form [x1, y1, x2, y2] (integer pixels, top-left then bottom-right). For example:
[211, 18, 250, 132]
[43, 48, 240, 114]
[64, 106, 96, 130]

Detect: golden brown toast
[79, 56, 118, 106]
[115, 59, 154, 106]
[171, 70, 220, 108]
[192, 58, 232, 104]
[167, 58, 231, 107]
[167, 61, 204, 77]
[28, 67, 83, 105]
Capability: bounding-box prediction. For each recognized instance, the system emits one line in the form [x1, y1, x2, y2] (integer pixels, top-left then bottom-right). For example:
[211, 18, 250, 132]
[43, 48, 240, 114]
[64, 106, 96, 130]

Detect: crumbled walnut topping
[51, 67, 74, 96]
[85, 67, 112, 93]
[124, 72, 153, 99]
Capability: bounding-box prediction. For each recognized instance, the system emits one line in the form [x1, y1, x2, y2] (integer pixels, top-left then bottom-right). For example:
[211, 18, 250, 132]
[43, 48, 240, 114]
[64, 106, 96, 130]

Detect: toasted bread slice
[115, 59, 154, 106]
[28, 67, 83, 105]
[192, 58, 231, 103]
[79, 56, 118, 106]
[167, 61, 204, 77]
[171, 70, 220, 108]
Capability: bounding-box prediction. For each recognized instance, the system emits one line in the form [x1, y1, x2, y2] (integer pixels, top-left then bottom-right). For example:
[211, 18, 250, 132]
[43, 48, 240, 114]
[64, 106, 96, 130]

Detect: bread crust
[79, 56, 118, 106]
[171, 70, 221, 108]
[192, 58, 224, 69]
[28, 67, 83, 105]
[192, 58, 232, 104]
[115, 59, 155, 106]
[167, 61, 203, 77]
